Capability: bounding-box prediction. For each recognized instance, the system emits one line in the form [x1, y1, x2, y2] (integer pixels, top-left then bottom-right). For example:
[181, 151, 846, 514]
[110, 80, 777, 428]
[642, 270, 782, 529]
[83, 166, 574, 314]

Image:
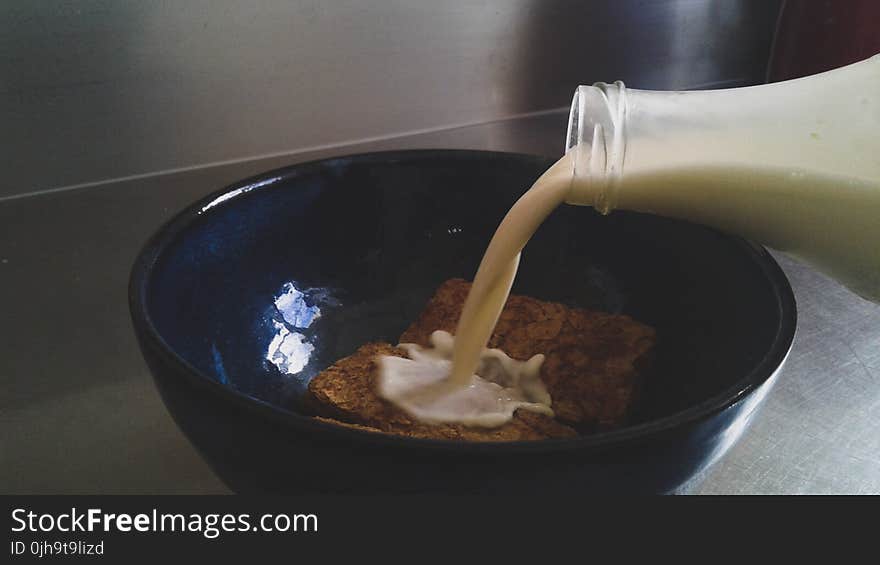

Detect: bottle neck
[564, 81, 627, 213]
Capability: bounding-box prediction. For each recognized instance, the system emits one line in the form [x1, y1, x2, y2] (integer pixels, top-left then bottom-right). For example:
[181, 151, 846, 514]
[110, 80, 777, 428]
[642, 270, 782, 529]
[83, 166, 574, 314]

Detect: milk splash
[377, 330, 553, 427]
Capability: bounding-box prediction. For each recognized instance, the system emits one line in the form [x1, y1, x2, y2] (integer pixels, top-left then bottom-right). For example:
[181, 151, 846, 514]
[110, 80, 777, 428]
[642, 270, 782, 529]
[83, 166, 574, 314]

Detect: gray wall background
[1, 1, 781, 199]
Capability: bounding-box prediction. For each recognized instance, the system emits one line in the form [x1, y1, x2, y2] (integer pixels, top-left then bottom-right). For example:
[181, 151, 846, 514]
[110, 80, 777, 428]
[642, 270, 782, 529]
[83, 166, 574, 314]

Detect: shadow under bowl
[129, 150, 796, 494]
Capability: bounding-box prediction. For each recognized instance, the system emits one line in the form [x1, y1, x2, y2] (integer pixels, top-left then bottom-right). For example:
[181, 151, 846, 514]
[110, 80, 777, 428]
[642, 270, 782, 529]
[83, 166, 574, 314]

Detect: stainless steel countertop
[2, 113, 879, 494]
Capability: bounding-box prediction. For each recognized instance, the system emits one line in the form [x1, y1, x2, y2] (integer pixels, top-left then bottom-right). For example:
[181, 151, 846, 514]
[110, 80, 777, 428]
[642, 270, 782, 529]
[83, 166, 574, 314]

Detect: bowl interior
[143, 150, 790, 429]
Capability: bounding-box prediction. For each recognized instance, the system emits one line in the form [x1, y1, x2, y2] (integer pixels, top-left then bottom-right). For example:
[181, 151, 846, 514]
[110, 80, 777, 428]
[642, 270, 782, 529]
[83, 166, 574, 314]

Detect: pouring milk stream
[379, 54, 880, 426]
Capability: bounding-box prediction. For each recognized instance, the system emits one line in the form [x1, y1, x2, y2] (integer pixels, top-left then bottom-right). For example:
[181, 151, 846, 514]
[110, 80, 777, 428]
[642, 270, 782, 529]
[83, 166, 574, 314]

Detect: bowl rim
[129, 148, 797, 455]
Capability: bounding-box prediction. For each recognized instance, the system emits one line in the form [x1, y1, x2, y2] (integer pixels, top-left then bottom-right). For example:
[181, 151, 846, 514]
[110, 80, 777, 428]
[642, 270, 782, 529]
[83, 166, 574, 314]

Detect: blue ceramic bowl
[129, 150, 796, 494]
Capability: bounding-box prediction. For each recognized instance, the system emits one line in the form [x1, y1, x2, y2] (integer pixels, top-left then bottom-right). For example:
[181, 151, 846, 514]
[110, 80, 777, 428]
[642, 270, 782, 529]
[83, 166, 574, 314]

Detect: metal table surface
[2, 112, 879, 494]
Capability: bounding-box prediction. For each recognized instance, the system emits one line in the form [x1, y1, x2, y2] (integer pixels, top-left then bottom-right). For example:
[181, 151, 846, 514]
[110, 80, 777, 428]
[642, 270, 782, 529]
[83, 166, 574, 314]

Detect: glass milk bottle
[564, 54, 880, 301]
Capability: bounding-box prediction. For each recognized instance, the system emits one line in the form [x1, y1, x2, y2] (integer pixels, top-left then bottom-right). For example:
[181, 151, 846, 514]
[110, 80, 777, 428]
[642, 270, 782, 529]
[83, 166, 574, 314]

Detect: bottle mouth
[565, 81, 627, 213]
